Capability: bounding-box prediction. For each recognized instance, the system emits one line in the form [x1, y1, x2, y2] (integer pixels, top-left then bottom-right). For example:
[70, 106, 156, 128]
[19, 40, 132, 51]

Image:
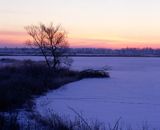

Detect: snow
[34, 57, 160, 127]
[2, 56, 160, 127]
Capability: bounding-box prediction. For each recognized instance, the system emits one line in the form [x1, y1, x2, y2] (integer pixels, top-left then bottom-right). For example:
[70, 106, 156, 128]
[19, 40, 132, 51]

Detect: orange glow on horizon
[1, 0, 160, 49]
[1, 30, 160, 49]
[69, 38, 160, 49]
[0, 31, 28, 47]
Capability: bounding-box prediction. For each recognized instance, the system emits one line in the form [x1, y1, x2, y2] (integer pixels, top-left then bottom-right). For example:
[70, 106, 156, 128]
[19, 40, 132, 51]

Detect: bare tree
[25, 23, 72, 70]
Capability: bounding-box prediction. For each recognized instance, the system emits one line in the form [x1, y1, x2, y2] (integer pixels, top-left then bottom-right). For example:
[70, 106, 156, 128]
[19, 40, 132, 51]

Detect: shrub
[80, 69, 110, 78]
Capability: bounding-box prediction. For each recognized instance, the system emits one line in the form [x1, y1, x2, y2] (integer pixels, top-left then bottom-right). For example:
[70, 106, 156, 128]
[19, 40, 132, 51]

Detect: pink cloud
[0, 31, 26, 36]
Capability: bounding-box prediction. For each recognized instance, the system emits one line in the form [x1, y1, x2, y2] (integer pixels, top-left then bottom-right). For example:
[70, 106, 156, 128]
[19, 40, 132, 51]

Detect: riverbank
[0, 59, 109, 112]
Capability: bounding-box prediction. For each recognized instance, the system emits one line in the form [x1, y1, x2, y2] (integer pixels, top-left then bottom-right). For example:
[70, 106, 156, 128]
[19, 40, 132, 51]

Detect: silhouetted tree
[25, 23, 72, 70]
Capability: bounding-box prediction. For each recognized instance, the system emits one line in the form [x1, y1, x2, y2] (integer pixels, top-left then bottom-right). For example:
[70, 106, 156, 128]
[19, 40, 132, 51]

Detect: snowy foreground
[33, 57, 160, 128]
[2, 56, 160, 127]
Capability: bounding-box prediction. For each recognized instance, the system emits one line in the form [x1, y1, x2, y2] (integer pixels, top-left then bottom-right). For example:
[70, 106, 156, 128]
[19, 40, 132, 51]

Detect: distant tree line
[1, 47, 160, 57]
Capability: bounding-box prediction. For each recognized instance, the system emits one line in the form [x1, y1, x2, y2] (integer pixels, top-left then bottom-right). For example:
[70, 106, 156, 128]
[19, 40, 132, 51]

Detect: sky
[0, 0, 160, 48]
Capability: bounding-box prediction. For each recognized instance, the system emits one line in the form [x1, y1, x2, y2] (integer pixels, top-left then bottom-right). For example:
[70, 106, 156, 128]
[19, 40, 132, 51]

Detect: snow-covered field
[1, 56, 160, 127]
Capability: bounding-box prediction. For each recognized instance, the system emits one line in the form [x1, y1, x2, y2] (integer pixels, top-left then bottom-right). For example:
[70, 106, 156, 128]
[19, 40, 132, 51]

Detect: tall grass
[0, 111, 157, 130]
[0, 59, 109, 111]
[0, 113, 20, 130]
[0, 60, 77, 111]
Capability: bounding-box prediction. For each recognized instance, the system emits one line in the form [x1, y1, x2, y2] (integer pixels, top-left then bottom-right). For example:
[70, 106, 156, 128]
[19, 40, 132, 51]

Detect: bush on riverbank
[80, 69, 109, 78]
[0, 59, 109, 111]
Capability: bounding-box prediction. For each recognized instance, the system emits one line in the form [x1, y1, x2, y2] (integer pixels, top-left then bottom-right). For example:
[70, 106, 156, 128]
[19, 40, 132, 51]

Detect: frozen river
[2, 56, 160, 127]
[36, 57, 160, 128]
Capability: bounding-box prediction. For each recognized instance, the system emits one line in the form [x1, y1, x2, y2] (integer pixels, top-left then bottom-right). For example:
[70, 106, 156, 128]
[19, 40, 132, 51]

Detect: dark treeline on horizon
[1, 47, 160, 57]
